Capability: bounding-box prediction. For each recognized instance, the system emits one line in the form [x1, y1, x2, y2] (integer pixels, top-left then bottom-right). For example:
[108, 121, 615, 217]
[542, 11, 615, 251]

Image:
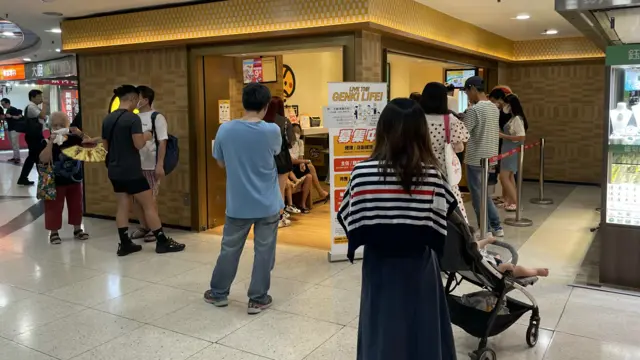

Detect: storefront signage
[325, 82, 387, 261]
[606, 45, 640, 66]
[25, 57, 77, 80]
[283, 64, 296, 98]
[36, 79, 78, 86]
[0, 65, 25, 81]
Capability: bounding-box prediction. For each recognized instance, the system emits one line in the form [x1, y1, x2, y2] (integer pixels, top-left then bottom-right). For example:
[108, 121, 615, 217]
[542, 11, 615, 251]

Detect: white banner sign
[326, 82, 387, 262]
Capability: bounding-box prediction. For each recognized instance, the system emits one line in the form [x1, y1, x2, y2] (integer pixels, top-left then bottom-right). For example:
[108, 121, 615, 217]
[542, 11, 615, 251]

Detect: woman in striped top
[338, 98, 458, 360]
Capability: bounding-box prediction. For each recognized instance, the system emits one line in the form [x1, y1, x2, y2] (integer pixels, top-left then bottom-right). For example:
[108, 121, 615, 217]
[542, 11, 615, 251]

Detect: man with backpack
[130, 86, 170, 241]
[18, 90, 47, 186]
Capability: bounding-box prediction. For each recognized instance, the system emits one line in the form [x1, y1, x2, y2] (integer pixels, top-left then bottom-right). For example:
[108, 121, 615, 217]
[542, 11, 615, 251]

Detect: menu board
[445, 69, 476, 88]
[242, 57, 277, 84]
[324, 82, 387, 261]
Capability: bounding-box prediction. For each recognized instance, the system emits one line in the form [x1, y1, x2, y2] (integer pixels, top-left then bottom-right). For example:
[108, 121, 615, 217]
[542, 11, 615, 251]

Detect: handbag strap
[107, 110, 127, 152]
[444, 114, 451, 144]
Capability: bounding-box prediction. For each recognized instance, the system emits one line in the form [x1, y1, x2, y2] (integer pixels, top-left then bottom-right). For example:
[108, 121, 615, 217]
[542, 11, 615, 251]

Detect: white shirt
[505, 115, 526, 137]
[289, 139, 304, 160]
[138, 111, 168, 170]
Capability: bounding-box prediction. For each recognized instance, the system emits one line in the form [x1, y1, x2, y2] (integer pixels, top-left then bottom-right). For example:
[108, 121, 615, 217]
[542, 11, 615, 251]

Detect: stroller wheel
[472, 348, 497, 360]
[526, 324, 539, 347]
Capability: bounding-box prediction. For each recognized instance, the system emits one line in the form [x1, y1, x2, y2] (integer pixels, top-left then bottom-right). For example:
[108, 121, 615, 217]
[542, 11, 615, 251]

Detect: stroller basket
[447, 294, 530, 338]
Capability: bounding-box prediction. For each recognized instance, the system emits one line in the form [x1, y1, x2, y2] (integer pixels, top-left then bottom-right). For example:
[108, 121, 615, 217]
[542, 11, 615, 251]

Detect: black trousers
[19, 137, 43, 180]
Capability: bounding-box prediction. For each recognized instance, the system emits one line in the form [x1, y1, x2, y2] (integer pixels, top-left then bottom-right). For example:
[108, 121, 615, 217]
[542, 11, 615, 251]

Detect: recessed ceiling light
[46, 28, 62, 33]
[542, 29, 559, 35]
[515, 14, 530, 20]
[55, 48, 61, 52]
[23, 58, 31, 62]
[2, 31, 14, 36]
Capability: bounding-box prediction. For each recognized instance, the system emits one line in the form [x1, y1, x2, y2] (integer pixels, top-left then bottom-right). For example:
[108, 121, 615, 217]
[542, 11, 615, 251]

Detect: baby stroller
[439, 210, 541, 360]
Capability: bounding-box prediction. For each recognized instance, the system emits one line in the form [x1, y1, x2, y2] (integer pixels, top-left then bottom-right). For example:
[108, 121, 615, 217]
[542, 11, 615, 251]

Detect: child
[476, 236, 549, 278]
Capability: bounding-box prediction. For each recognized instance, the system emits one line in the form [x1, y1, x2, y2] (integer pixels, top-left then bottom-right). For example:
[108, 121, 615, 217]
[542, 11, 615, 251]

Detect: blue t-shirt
[214, 120, 284, 219]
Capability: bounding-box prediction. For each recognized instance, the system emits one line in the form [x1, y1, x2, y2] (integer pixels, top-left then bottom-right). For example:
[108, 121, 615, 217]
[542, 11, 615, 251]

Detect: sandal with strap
[49, 232, 62, 245]
[73, 229, 90, 240]
[130, 228, 151, 240]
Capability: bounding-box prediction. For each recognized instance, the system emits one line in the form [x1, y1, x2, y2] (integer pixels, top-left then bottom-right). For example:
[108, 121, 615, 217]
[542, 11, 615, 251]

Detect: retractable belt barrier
[478, 138, 553, 240]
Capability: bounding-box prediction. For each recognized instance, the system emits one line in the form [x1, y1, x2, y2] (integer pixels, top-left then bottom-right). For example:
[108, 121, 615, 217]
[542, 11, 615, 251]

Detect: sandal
[130, 228, 151, 240]
[504, 204, 517, 212]
[73, 229, 90, 240]
[49, 232, 62, 245]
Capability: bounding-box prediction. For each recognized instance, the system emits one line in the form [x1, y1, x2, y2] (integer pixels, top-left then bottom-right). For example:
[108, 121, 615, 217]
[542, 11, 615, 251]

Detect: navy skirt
[357, 246, 457, 360]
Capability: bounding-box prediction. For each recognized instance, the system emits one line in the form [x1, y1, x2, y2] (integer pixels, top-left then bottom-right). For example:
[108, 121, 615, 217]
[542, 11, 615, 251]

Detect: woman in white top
[290, 124, 330, 206]
[420, 82, 470, 222]
[499, 94, 528, 211]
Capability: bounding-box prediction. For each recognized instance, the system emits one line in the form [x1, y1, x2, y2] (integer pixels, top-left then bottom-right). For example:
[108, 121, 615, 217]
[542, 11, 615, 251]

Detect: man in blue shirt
[204, 83, 283, 314]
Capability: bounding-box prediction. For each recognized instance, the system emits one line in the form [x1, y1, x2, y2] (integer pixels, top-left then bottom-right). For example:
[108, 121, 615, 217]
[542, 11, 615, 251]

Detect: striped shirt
[337, 160, 458, 261]
[462, 100, 500, 166]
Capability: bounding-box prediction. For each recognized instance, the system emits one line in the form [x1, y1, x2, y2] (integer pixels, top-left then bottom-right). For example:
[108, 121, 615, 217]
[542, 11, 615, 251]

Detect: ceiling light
[42, 12, 64, 16]
[55, 48, 61, 52]
[2, 31, 14, 36]
[515, 14, 530, 20]
[542, 29, 558, 35]
[46, 28, 62, 33]
[23, 58, 31, 62]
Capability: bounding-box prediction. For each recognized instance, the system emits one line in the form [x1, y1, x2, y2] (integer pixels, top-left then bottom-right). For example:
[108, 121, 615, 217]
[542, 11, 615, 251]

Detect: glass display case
[605, 59, 640, 227]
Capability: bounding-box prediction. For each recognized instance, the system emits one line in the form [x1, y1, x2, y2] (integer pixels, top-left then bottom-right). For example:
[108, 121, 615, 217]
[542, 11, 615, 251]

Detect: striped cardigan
[337, 160, 458, 261]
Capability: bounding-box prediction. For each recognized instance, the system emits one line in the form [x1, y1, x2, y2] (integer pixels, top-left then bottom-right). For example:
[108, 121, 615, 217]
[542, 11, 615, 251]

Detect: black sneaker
[17, 178, 34, 186]
[203, 290, 229, 307]
[248, 295, 273, 315]
[117, 242, 142, 256]
[156, 238, 186, 254]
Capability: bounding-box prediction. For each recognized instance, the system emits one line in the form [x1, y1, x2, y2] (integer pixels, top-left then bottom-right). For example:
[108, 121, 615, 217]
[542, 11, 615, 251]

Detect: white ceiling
[416, 0, 582, 41]
[0, 0, 200, 65]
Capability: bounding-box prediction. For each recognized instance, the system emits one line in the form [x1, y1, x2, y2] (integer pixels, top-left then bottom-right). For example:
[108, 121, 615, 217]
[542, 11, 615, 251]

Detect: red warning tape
[488, 141, 541, 163]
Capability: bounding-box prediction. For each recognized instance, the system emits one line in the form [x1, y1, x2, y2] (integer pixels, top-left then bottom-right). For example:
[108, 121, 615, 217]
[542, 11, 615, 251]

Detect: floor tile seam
[266, 304, 358, 327]
[11, 312, 147, 360]
[540, 330, 557, 360]
[198, 343, 277, 360]
[34, 271, 108, 295]
[509, 187, 597, 253]
[299, 324, 349, 360]
[2, 337, 65, 360]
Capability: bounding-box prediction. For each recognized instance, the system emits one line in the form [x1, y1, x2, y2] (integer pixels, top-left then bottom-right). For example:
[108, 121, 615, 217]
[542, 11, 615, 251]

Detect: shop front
[0, 57, 78, 151]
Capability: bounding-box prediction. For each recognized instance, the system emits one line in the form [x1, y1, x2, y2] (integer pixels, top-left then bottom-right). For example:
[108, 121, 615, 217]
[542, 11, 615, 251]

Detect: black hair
[420, 82, 449, 115]
[28, 90, 43, 101]
[489, 88, 507, 101]
[137, 85, 155, 105]
[409, 92, 422, 102]
[114, 84, 139, 98]
[445, 83, 455, 93]
[1, 98, 9, 104]
[242, 83, 271, 112]
[504, 94, 529, 131]
[291, 123, 302, 131]
[371, 98, 438, 193]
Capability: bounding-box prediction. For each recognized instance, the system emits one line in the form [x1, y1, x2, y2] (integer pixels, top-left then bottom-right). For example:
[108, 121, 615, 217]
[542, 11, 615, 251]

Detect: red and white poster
[324, 82, 387, 262]
[60, 90, 78, 122]
[243, 58, 263, 84]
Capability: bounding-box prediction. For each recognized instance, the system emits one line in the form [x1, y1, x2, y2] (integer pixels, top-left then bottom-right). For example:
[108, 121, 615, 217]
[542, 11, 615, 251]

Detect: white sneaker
[285, 205, 301, 214]
[282, 212, 291, 219]
[492, 227, 505, 237]
[278, 218, 291, 228]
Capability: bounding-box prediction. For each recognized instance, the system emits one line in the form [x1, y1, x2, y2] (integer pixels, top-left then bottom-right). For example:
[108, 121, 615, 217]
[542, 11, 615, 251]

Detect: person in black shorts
[101, 85, 185, 256]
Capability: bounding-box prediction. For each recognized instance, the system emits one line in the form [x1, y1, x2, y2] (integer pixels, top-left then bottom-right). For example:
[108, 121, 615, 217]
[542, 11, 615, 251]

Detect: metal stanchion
[479, 157, 489, 239]
[530, 138, 554, 205]
[505, 144, 533, 227]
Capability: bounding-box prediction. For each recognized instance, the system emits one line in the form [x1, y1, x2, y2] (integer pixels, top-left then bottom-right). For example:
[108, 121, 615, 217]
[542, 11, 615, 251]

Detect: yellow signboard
[333, 173, 351, 188]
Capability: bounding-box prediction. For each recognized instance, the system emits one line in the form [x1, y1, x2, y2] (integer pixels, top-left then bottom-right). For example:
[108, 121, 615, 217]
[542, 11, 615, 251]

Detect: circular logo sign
[283, 64, 296, 98]
[108, 94, 139, 114]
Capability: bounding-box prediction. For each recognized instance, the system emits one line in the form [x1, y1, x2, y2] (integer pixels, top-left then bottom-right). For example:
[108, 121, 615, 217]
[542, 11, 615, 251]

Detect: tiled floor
[1, 155, 640, 359]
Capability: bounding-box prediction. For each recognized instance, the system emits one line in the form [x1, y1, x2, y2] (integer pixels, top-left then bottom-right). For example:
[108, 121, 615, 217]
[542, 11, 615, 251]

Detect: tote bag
[444, 115, 462, 185]
[37, 163, 57, 201]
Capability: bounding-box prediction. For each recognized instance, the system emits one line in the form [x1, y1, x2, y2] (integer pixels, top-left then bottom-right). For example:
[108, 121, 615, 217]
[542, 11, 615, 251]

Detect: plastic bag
[461, 291, 509, 315]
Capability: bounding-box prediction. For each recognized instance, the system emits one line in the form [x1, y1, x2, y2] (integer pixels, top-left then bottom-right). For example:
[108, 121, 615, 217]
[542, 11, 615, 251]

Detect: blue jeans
[466, 165, 501, 231]
[209, 213, 280, 302]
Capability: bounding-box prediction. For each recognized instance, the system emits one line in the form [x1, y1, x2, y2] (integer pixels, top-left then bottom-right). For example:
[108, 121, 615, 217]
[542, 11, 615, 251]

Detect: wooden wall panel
[356, 31, 382, 82]
[504, 60, 605, 184]
[78, 47, 191, 227]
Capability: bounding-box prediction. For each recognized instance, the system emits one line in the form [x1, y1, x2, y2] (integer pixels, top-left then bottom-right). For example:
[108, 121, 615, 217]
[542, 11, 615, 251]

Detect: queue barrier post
[530, 137, 554, 205]
[479, 157, 489, 240]
[505, 144, 534, 227]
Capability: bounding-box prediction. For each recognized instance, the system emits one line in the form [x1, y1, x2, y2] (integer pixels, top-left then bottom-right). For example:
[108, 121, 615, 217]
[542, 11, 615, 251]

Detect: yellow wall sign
[108, 94, 139, 114]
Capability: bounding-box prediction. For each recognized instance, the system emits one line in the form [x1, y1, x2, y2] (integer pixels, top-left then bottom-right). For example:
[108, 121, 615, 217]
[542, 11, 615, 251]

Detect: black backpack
[151, 112, 179, 175]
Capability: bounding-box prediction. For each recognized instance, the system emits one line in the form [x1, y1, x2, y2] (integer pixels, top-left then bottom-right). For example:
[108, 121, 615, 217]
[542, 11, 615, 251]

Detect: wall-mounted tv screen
[445, 69, 477, 89]
[243, 56, 277, 84]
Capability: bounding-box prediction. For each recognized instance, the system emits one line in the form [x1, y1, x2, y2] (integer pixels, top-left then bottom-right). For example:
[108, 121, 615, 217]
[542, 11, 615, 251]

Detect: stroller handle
[490, 241, 519, 265]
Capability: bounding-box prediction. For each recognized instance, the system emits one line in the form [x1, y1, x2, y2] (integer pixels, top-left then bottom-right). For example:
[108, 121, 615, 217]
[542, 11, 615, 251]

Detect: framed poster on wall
[242, 56, 277, 84]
